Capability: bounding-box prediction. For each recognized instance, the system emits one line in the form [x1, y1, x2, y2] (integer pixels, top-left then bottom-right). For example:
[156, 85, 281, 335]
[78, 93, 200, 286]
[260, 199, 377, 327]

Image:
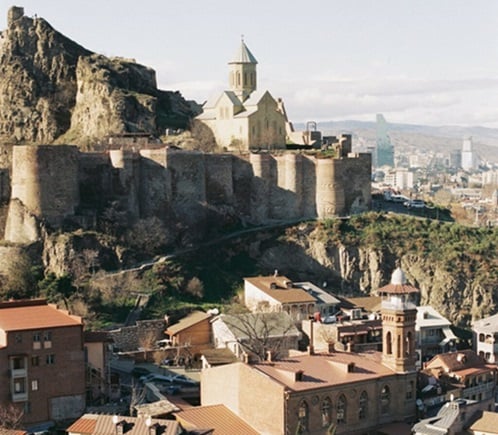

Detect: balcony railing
[11, 391, 28, 402]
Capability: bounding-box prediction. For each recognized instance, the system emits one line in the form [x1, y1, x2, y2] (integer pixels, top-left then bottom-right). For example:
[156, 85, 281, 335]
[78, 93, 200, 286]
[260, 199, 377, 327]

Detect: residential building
[211, 312, 301, 361]
[244, 274, 316, 321]
[201, 267, 418, 434]
[84, 331, 115, 404]
[196, 39, 286, 151]
[165, 311, 212, 354]
[462, 136, 477, 171]
[0, 299, 85, 427]
[67, 413, 185, 435]
[416, 305, 456, 368]
[413, 398, 490, 435]
[473, 313, 498, 363]
[292, 281, 341, 319]
[422, 350, 496, 405]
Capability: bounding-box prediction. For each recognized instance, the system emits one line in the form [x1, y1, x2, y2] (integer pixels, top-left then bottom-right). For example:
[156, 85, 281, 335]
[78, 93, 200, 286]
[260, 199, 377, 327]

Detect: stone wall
[3, 145, 371, 243]
[109, 319, 165, 352]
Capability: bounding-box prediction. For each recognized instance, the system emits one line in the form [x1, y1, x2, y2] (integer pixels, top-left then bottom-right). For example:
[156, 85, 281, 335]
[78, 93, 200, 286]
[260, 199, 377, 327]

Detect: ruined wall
[3, 145, 371, 243]
[5, 145, 79, 242]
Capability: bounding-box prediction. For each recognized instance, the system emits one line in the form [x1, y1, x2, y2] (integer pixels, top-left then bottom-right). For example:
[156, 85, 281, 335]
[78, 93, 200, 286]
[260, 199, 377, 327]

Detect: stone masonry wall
[3, 146, 371, 243]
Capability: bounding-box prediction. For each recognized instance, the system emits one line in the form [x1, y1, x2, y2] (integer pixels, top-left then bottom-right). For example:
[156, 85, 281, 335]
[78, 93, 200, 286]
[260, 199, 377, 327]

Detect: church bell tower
[379, 267, 418, 373]
[229, 38, 257, 101]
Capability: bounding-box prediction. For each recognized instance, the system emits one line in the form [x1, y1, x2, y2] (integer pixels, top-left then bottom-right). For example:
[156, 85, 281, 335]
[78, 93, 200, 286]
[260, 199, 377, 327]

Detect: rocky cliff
[0, 6, 197, 146]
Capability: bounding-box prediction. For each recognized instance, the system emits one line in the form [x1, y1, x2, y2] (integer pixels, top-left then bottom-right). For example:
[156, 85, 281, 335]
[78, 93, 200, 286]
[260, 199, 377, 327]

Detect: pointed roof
[229, 39, 258, 64]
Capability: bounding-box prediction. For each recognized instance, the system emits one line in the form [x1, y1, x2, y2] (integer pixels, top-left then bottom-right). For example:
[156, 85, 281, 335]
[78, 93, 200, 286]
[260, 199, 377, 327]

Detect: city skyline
[1, 1, 498, 127]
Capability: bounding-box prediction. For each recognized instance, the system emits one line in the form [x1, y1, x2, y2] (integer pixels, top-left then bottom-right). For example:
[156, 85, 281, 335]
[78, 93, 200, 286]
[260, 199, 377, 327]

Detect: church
[196, 39, 287, 151]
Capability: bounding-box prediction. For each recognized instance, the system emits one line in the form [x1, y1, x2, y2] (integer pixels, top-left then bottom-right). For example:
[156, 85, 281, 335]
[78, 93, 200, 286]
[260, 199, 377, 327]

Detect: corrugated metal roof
[167, 311, 212, 335]
[176, 404, 259, 435]
[229, 40, 258, 64]
[67, 416, 98, 434]
[0, 299, 82, 331]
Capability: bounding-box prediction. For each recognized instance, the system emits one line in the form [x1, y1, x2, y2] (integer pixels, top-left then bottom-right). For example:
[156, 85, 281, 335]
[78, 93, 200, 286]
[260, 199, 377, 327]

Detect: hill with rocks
[0, 6, 198, 146]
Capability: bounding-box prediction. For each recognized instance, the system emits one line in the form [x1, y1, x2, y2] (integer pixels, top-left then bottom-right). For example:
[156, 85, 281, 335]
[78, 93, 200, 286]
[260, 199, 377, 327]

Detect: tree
[189, 119, 218, 152]
[223, 312, 296, 361]
[126, 217, 170, 257]
[185, 277, 204, 299]
[0, 403, 23, 429]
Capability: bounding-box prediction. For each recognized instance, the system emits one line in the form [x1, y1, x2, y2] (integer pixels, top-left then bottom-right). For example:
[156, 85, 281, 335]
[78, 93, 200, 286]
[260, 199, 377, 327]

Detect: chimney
[266, 350, 273, 362]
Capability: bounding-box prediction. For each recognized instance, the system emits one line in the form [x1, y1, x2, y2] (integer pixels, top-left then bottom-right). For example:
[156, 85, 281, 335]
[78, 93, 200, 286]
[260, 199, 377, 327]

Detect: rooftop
[253, 350, 394, 392]
[166, 311, 212, 335]
[473, 312, 498, 332]
[470, 410, 498, 434]
[176, 404, 259, 435]
[245, 275, 316, 305]
[0, 299, 82, 332]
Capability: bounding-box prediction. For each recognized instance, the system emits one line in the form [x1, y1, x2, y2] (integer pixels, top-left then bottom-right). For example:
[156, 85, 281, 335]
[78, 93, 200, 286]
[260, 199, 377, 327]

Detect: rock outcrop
[0, 6, 197, 145]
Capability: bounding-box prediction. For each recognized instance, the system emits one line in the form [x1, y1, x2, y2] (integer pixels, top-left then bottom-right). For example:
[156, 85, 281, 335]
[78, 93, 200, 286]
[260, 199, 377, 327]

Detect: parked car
[391, 194, 410, 203]
[131, 367, 151, 378]
[403, 199, 425, 208]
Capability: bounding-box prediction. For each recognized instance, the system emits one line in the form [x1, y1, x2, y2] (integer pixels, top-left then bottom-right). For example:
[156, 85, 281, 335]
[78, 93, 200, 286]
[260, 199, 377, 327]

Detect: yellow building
[197, 39, 286, 151]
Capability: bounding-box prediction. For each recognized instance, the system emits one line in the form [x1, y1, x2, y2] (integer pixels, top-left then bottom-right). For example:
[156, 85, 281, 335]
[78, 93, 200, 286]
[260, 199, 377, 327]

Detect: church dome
[390, 267, 407, 285]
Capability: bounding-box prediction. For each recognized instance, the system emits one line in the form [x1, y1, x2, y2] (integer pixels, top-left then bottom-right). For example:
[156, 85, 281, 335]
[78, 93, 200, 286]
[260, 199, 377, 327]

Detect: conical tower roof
[229, 39, 258, 64]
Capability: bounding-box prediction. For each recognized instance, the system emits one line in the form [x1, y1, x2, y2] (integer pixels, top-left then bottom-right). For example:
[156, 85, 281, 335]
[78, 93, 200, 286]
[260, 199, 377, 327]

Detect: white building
[472, 313, 498, 363]
[462, 136, 477, 171]
[384, 168, 416, 190]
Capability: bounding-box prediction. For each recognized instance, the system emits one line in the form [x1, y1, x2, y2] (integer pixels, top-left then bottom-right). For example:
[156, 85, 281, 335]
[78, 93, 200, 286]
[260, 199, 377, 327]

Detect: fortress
[3, 142, 371, 244]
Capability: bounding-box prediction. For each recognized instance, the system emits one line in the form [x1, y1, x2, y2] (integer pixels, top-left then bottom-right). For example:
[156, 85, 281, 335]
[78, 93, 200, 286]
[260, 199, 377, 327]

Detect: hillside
[0, 6, 198, 146]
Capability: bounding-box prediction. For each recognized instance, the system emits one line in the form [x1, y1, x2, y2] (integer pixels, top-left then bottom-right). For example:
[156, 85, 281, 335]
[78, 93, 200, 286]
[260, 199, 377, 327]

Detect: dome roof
[391, 267, 407, 285]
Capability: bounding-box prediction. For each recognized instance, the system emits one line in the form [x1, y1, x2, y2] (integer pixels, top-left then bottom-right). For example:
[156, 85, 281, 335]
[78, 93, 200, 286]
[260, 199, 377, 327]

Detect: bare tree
[185, 277, 204, 299]
[0, 403, 24, 429]
[129, 380, 146, 416]
[223, 312, 296, 361]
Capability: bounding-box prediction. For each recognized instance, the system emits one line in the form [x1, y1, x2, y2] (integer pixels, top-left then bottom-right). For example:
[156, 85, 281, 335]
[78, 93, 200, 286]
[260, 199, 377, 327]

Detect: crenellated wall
[3, 146, 371, 243]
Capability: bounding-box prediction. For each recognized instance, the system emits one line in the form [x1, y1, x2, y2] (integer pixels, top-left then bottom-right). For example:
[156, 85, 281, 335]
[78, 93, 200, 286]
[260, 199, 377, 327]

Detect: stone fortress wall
[3, 142, 371, 243]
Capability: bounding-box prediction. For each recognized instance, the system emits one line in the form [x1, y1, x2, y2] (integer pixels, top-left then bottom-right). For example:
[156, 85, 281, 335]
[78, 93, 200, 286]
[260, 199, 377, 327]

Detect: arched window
[406, 331, 412, 356]
[386, 331, 392, 355]
[236, 72, 240, 86]
[297, 401, 308, 433]
[359, 391, 368, 420]
[479, 333, 485, 342]
[337, 394, 346, 424]
[397, 334, 401, 358]
[321, 397, 331, 427]
[381, 385, 390, 414]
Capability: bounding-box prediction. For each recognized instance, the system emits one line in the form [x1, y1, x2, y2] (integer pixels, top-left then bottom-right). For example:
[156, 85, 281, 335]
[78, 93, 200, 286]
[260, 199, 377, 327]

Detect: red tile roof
[67, 416, 97, 434]
[0, 299, 82, 331]
[253, 350, 395, 391]
[175, 404, 259, 435]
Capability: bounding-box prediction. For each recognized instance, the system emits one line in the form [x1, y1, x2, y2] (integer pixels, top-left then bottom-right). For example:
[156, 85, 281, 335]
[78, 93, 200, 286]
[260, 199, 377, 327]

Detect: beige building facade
[196, 40, 286, 151]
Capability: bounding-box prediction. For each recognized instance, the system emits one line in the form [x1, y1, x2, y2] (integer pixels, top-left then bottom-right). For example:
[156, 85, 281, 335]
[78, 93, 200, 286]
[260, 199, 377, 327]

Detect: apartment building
[0, 299, 85, 427]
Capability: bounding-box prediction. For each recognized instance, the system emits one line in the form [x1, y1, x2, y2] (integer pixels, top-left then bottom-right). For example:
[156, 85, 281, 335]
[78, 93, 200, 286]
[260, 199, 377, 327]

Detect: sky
[1, 1, 498, 127]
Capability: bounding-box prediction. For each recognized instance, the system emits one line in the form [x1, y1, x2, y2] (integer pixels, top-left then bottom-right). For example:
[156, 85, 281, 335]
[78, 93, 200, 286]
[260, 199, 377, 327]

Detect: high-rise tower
[375, 114, 394, 168]
[228, 38, 258, 101]
[379, 267, 419, 373]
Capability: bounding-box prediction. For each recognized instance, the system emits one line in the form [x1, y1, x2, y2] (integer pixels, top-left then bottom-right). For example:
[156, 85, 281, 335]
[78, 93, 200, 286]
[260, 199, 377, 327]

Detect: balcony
[11, 391, 28, 402]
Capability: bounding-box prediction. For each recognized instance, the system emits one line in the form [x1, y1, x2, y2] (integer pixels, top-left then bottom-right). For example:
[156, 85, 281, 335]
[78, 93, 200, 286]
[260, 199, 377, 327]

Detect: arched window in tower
[397, 334, 401, 358]
[359, 391, 368, 420]
[406, 331, 413, 356]
[386, 331, 392, 355]
[236, 72, 240, 86]
[251, 72, 254, 86]
[297, 400, 309, 433]
[337, 394, 346, 424]
[380, 385, 390, 414]
[321, 397, 331, 427]
[244, 72, 247, 86]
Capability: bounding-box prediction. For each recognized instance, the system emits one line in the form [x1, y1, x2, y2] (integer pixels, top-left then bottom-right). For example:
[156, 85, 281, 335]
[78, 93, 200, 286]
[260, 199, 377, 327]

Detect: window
[321, 397, 331, 427]
[11, 356, 25, 370]
[31, 380, 38, 391]
[386, 331, 392, 355]
[15, 334, 22, 344]
[46, 354, 55, 365]
[297, 401, 308, 433]
[406, 381, 414, 399]
[13, 378, 26, 393]
[33, 332, 41, 342]
[381, 385, 390, 414]
[44, 331, 52, 349]
[337, 394, 346, 424]
[359, 391, 368, 420]
[31, 356, 39, 366]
